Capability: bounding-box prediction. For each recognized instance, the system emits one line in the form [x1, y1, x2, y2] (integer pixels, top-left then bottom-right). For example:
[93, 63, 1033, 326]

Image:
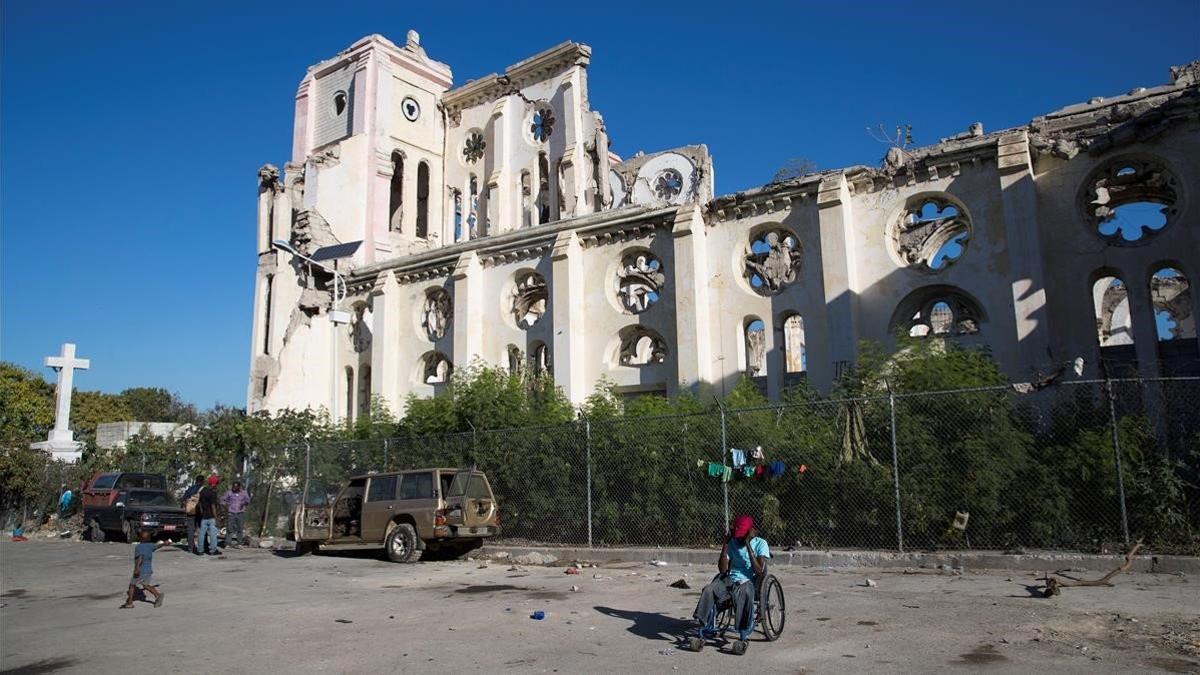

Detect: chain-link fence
[288, 377, 1199, 554]
[8, 378, 1197, 553]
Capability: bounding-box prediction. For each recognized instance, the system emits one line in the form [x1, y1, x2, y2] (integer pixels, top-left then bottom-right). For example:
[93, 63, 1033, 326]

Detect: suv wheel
[385, 523, 418, 563]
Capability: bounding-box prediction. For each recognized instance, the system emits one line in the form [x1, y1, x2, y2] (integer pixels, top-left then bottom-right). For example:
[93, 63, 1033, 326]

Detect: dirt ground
[1, 539, 1197, 674]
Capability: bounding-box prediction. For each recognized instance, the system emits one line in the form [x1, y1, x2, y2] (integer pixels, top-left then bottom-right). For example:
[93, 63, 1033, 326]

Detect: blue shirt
[726, 536, 770, 584]
[134, 542, 156, 576]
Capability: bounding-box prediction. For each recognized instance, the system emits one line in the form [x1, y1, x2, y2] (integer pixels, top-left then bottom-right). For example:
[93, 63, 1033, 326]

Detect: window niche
[421, 288, 452, 341]
[742, 318, 766, 377]
[890, 195, 970, 271]
[1082, 158, 1179, 244]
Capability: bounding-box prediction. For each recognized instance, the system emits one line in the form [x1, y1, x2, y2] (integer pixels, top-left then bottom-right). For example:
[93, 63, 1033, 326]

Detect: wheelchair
[686, 565, 786, 655]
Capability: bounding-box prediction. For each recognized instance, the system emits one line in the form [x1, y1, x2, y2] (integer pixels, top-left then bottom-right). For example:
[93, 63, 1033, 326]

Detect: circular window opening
[654, 169, 684, 201]
[744, 229, 802, 296]
[511, 271, 548, 329]
[333, 91, 348, 117]
[615, 251, 665, 314]
[890, 196, 971, 272]
[402, 96, 421, 122]
[463, 131, 486, 164]
[530, 106, 555, 143]
[1081, 158, 1179, 245]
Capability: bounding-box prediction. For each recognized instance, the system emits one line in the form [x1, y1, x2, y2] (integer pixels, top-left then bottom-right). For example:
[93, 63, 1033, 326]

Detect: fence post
[1104, 378, 1132, 546]
[585, 420, 593, 548]
[720, 408, 729, 531]
[888, 390, 905, 553]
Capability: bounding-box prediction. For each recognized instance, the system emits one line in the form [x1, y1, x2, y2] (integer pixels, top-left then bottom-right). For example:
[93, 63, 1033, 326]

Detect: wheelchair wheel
[759, 574, 785, 641]
[715, 604, 733, 636]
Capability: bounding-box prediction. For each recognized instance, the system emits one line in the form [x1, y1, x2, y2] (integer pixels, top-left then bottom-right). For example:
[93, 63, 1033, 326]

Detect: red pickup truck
[81, 472, 190, 542]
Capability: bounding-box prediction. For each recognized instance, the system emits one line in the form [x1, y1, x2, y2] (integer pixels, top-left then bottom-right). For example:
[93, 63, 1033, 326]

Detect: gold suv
[290, 468, 500, 562]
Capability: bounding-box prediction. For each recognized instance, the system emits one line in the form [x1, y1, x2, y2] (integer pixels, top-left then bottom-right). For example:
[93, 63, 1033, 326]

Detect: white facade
[248, 32, 1200, 420]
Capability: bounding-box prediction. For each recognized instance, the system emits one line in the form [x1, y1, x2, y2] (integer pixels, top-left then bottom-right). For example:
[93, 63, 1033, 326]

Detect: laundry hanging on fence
[730, 448, 746, 468]
[742, 466, 755, 479]
[707, 462, 725, 478]
[768, 459, 786, 477]
[754, 465, 765, 478]
[751, 446, 765, 463]
[722, 466, 733, 482]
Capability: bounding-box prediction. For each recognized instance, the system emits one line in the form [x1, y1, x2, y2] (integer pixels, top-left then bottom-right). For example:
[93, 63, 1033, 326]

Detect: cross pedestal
[30, 343, 90, 463]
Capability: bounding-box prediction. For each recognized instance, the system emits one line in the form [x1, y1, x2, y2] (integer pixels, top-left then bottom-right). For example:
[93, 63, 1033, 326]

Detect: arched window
[506, 345, 523, 374]
[389, 152, 404, 232]
[891, 286, 985, 338]
[782, 314, 805, 373]
[358, 366, 371, 417]
[1092, 275, 1133, 346]
[421, 352, 452, 385]
[616, 326, 668, 366]
[262, 275, 273, 355]
[467, 175, 479, 240]
[451, 189, 463, 242]
[415, 161, 429, 239]
[1150, 267, 1195, 342]
[520, 170, 532, 228]
[529, 342, 551, 377]
[538, 153, 551, 224]
[890, 195, 971, 271]
[743, 318, 766, 377]
[344, 366, 355, 422]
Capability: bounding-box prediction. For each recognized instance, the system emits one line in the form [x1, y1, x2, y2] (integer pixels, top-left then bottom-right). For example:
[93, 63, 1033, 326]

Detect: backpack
[184, 487, 202, 516]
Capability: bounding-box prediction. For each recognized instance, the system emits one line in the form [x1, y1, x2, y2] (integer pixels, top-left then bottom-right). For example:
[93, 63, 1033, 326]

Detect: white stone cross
[31, 343, 91, 461]
[45, 343, 90, 438]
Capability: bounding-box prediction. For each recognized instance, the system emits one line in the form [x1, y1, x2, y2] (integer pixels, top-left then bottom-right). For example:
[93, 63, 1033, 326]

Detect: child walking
[121, 529, 169, 608]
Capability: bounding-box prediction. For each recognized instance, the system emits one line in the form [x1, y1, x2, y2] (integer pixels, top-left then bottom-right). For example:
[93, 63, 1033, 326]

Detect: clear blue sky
[2, 1, 1196, 408]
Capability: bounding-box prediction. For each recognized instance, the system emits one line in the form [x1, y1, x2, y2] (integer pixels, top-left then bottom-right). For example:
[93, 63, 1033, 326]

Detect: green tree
[0, 363, 54, 448]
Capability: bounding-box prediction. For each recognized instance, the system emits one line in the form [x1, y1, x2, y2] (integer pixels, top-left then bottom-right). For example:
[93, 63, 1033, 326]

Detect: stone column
[671, 204, 715, 389]
[815, 173, 859, 390]
[551, 231, 586, 403]
[369, 270, 403, 416]
[453, 252, 484, 364]
[997, 131, 1053, 376]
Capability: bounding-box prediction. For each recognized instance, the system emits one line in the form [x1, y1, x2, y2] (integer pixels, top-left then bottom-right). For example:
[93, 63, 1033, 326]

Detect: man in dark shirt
[196, 475, 222, 555]
[181, 475, 205, 554]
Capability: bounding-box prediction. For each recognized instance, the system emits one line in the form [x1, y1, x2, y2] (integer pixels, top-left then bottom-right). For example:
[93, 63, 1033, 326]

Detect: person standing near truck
[181, 475, 204, 554]
[220, 480, 251, 549]
[196, 475, 222, 555]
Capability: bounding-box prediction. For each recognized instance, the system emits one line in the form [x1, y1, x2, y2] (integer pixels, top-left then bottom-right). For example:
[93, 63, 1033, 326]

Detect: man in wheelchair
[689, 514, 770, 653]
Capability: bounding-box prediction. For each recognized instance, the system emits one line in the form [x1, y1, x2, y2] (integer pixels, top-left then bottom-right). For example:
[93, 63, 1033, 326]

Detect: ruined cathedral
[248, 30, 1199, 420]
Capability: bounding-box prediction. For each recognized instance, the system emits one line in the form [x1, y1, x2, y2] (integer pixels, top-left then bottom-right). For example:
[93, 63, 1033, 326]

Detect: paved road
[1, 539, 1196, 673]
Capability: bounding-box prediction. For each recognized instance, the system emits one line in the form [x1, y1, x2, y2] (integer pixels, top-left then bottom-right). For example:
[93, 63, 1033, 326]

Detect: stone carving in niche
[616, 252, 665, 314]
[530, 106, 555, 143]
[423, 352, 452, 384]
[1082, 158, 1179, 244]
[744, 230, 802, 295]
[892, 196, 970, 271]
[351, 305, 373, 353]
[618, 327, 668, 366]
[463, 132, 486, 163]
[422, 289, 452, 340]
[512, 272, 548, 328]
[654, 169, 683, 201]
